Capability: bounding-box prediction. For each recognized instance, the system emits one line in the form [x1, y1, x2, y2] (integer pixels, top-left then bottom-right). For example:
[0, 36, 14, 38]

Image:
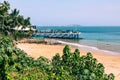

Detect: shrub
[0, 38, 115, 80]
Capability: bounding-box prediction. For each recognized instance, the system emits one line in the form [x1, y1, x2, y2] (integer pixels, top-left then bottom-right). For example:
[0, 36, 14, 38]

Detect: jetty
[33, 30, 81, 39]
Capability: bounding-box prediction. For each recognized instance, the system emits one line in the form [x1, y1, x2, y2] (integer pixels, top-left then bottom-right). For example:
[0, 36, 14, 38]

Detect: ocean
[36, 26, 120, 55]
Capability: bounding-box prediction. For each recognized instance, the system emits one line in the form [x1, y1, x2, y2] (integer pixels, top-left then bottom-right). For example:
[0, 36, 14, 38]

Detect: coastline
[17, 39, 120, 80]
[55, 39, 120, 56]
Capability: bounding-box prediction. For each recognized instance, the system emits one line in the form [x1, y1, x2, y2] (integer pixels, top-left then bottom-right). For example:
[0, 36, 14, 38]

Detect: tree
[0, 1, 32, 39]
[10, 8, 20, 28]
[0, 37, 15, 80]
[0, 37, 115, 80]
[0, 1, 10, 35]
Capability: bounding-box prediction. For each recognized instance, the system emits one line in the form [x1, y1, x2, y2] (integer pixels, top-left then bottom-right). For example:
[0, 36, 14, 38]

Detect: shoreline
[17, 38, 120, 80]
[45, 38, 120, 56]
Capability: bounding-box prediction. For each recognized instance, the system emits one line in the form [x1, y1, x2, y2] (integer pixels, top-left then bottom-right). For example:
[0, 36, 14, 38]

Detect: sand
[17, 43, 120, 80]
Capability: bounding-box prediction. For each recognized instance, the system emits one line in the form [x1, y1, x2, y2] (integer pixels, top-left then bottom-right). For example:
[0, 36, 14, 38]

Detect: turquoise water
[32, 36, 44, 39]
[36, 26, 120, 54]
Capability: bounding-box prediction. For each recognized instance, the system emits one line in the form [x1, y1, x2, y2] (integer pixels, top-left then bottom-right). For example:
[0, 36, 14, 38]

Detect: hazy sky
[1, 0, 120, 26]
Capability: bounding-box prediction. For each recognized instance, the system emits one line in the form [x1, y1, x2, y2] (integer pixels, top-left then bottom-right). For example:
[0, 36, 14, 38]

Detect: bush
[0, 37, 115, 80]
[51, 45, 115, 80]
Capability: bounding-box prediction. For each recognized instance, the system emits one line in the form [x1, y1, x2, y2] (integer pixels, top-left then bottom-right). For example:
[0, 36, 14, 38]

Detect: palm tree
[0, 1, 10, 35]
[22, 17, 31, 30]
[24, 17, 33, 37]
[10, 9, 30, 40]
[17, 15, 24, 26]
[2, 1, 10, 12]
[10, 8, 20, 28]
[0, 1, 32, 38]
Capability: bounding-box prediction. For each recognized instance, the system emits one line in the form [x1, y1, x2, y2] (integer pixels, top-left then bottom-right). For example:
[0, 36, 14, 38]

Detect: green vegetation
[0, 37, 115, 80]
[0, 1, 115, 80]
[0, 1, 32, 40]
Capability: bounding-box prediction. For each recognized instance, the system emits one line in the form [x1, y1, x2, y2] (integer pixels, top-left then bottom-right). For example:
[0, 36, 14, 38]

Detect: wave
[56, 39, 120, 55]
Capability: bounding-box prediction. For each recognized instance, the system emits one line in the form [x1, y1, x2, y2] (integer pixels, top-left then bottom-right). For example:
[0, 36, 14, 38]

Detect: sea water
[36, 26, 120, 55]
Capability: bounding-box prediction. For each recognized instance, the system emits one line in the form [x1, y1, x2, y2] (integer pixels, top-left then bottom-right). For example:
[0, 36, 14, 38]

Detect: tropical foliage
[0, 1, 115, 80]
[0, 37, 115, 80]
[0, 1, 32, 40]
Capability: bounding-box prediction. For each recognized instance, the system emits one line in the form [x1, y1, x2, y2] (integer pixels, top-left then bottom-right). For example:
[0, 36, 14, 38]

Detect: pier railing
[33, 31, 81, 39]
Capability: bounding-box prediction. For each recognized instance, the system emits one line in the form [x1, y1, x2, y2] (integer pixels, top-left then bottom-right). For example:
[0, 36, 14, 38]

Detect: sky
[1, 0, 120, 26]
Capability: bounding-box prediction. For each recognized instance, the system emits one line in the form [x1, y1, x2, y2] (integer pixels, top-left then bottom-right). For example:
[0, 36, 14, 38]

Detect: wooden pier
[33, 31, 81, 39]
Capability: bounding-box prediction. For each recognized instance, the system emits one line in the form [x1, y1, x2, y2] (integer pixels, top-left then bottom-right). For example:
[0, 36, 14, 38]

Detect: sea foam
[56, 39, 120, 55]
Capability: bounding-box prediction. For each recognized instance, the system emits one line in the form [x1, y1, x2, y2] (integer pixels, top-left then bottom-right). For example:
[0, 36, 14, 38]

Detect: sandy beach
[17, 43, 120, 80]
